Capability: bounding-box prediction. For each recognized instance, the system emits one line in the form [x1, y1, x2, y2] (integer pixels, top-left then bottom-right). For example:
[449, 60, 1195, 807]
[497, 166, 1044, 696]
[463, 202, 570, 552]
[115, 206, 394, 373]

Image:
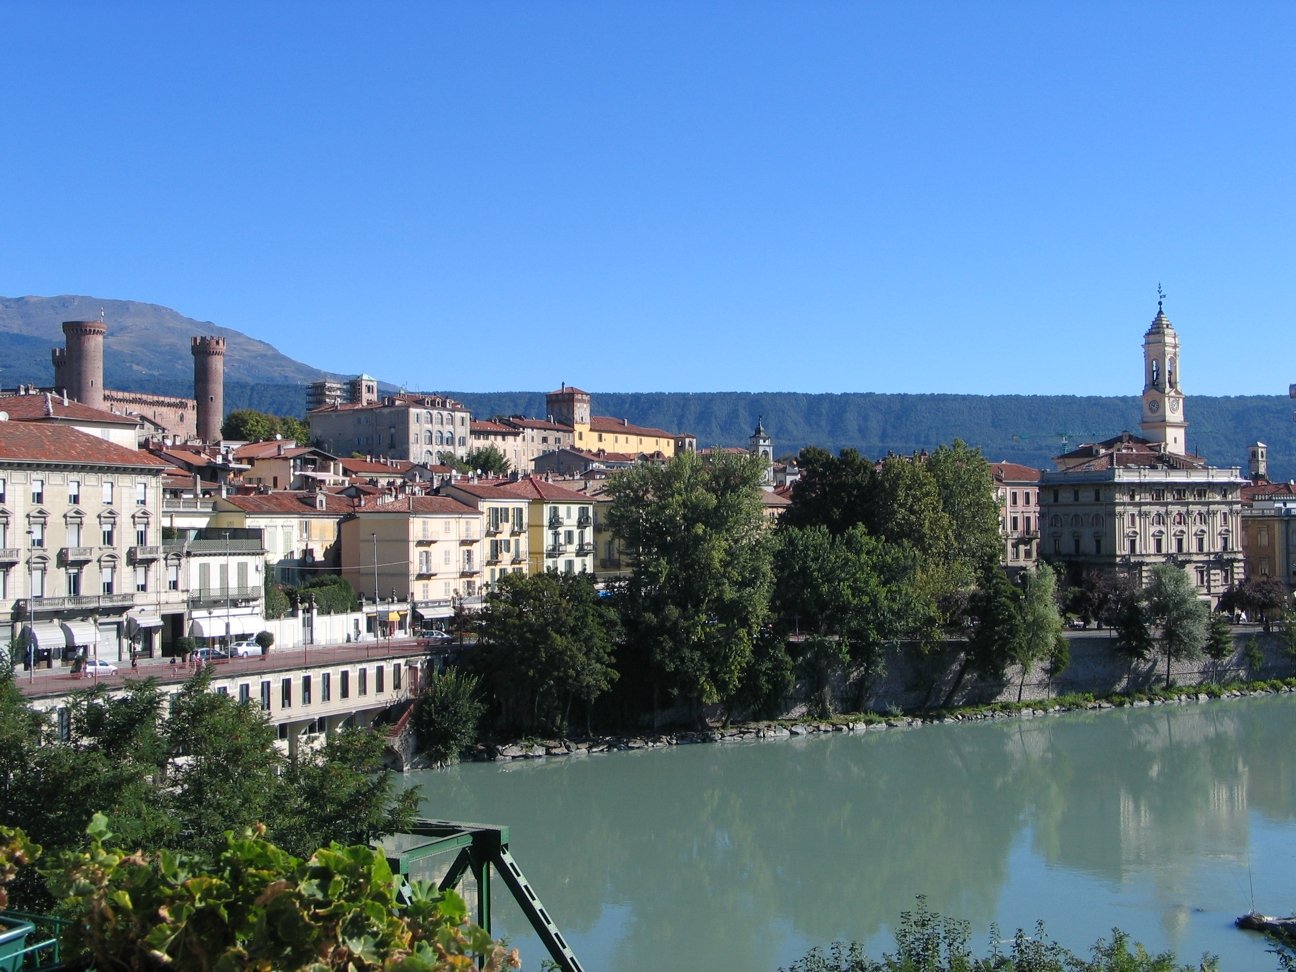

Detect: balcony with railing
[546, 544, 567, 557]
[188, 537, 265, 555]
[576, 512, 592, 528]
[547, 512, 563, 529]
[577, 542, 594, 556]
[38, 592, 136, 610]
[510, 523, 526, 535]
[57, 546, 94, 565]
[129, 544, 163, 563]
[0, 547, 19, 565]
[188, 585, 261, 608]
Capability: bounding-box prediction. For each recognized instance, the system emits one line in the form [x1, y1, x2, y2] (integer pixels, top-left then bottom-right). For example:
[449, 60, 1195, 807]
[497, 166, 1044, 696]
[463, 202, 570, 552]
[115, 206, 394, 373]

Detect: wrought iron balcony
[576, 512, 592, 528]
[546, 544, 567, 557]
[577, 542, 594, 556]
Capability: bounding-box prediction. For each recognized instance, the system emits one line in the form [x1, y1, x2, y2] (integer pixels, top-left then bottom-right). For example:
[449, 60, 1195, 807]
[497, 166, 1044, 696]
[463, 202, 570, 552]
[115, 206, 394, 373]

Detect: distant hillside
[449, 390, 1296, 483]
[0, 295, 331, 389]
[3, 295, 1290, 482]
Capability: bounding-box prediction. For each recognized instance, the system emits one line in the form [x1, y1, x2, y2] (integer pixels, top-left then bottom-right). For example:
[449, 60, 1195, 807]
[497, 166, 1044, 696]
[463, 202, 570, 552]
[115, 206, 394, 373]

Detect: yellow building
[546, 385, 688, 458]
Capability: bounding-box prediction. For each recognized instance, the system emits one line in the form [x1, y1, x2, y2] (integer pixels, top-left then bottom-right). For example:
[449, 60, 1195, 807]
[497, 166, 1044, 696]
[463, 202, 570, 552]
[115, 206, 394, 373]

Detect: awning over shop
[22, 623, 67, 648]
[188, 611, 263, 639]
[125, 613, 163, 638]
[60, 622, 99, 647]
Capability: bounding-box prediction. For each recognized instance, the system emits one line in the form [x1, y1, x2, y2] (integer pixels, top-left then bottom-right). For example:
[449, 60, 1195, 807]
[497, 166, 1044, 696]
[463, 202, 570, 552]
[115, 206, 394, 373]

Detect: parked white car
[82, 657, 118, 676]
[229, 640, 259, 657]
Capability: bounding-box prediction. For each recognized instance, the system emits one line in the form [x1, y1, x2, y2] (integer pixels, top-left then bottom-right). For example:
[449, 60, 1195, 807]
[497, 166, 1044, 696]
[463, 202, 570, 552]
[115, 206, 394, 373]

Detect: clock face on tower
[1149, 399, 1161, 413]
[1169, 398, 1180, 414]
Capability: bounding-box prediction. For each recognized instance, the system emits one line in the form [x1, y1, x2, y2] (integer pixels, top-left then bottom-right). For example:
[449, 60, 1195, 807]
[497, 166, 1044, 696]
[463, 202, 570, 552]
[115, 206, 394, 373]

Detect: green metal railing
[0, 910, 70, 971]
[381, 819, 584, 972]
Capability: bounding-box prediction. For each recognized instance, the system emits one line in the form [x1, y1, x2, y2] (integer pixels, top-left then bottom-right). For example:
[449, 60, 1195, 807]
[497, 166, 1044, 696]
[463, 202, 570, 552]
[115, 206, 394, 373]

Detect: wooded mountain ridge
[3, 295, 1291, 480]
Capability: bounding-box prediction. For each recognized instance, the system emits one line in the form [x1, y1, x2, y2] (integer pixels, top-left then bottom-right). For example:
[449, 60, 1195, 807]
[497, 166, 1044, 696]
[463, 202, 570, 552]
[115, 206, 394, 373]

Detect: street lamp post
[371, 532, 379, 642]
[25, 528, 34, 681]
[223, 530, 232, 652]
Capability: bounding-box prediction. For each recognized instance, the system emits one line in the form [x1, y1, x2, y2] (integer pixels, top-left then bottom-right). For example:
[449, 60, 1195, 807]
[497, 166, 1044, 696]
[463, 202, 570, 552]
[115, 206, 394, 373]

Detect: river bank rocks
[470, 683, 1296, 763]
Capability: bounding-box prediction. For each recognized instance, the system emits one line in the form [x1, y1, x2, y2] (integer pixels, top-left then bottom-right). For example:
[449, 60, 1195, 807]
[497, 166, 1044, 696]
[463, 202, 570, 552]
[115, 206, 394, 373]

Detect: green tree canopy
[0, 667, 416, 909]
[221, 409, 312, 444]
[782, 447, 877, 535]
[1145, 564, 1209, 689]
[472, 571, 618, 735]
[1015, 563, 1066, 702]
[606, 450, 773, 726]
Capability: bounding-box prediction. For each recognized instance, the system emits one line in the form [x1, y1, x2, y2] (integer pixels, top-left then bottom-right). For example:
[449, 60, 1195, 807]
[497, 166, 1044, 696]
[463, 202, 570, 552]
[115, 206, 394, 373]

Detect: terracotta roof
[1242, 480, 1296, 502]
[548, 386, 591, 397]
[219, 491, 355, 515]
[761, 490, 791, 507]
[588, 415, 674, 438]
[354, 495, 478, 516]
[443, 481, 529, 501]
[502, 416, 571, 433]
[497, 475, 591, 503]
[470, 420, 520, 435]
[0, 421, 169, 468]
[0, 392, 142, 426]
[233, 441, 318, 460]
[339, 457, 414, 475]
[1053, 432, 1208, 472]
[991, 461, 1042, 483]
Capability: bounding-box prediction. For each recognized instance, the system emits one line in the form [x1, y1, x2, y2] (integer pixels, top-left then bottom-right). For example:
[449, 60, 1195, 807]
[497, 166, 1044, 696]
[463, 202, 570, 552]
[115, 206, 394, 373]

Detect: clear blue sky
[2, 2, 1292, 397]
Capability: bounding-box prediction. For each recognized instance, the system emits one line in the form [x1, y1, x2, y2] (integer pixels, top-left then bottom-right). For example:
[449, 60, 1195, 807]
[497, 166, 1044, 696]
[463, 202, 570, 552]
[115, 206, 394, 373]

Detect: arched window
[1091, 514, 1104, 529]
[424, 430, 433, 445]
[1152, 513, 1165, 526]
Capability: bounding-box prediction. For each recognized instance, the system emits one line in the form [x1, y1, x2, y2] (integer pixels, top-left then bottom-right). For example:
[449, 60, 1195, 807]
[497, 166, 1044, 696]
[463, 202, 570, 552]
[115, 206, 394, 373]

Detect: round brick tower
[60, 320, 107, 408]
[191, 335, 226, 443]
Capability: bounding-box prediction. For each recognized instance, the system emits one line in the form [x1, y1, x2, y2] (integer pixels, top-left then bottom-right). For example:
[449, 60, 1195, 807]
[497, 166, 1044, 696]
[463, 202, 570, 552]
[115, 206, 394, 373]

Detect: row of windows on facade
[227, 663, 403, 711]
[412, 412, 466, 427]
[2, 478, 151, 507]
[9, 518, 153, 549]
[1001, 490, 1037, 507]
[1047, 510, 1232, 530]
[1049, 533, 1230, 557]
[20, 562, 172, 598]
[50, 663, 409, 740]
[1048, 486, 1229, 503]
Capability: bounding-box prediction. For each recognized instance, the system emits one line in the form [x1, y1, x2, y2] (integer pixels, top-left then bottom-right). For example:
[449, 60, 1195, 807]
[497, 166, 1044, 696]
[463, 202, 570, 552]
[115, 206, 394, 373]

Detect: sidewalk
[14, 637, 433, 699]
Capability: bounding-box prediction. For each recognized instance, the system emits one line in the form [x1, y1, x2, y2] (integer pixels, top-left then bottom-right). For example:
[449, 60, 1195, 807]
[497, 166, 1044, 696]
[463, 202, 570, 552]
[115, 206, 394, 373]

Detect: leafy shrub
[414, 669, 485, 765]
[46, 813, 517, 971]
[780, 895, 1215, 971]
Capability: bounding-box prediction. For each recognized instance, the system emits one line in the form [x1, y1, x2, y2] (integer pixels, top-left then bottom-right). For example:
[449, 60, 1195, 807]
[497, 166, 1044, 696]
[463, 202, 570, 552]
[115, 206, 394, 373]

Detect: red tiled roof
[991, 461, 1042, 483]
[233, 441, 318, 460]
[1054, 432, 1208, 472]
[548, 386, 591, 397]
[354, 495, 478, 516]
[1242, 480, 1296, 502]
[219, 491, 355, 515]
[339, 457, 414, 475]
[0, 421, 169, 468]
[497, 475, 590, 503]
[503, 416, 571, 433]
[0, 392, 142, 426]
[470, 420, 519, 435]
[588, 415, 674, 438]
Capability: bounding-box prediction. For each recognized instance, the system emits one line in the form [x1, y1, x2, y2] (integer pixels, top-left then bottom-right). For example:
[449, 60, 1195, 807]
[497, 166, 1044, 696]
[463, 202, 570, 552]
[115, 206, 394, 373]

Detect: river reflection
[410, 696, 1296, 971]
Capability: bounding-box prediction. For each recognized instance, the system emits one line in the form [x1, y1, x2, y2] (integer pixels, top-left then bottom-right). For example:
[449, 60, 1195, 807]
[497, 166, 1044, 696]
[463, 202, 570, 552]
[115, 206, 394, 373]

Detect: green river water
[410, 695, 1296, 971]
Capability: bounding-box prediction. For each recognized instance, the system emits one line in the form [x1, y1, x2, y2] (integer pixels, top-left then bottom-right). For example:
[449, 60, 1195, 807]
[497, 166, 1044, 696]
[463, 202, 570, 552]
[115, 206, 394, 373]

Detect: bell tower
[1140, 286, 1187, 454]
[749, 417, 774, 487]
